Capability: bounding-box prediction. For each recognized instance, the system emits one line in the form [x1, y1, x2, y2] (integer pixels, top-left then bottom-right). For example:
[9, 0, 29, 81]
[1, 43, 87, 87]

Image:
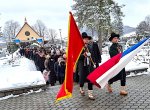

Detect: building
[16, 18, 43, 42]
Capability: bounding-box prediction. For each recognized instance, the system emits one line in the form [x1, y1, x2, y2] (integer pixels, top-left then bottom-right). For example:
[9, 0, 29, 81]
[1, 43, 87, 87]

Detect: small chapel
[16, 18, 43, 42]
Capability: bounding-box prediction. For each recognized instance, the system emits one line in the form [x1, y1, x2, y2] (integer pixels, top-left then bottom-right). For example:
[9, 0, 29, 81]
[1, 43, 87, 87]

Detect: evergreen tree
[72, 0, 124, 50]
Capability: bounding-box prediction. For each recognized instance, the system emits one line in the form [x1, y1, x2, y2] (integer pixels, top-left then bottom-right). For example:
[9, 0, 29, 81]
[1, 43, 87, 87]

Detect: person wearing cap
[107, 32, 128, 96]
[76, 32, 95, 100]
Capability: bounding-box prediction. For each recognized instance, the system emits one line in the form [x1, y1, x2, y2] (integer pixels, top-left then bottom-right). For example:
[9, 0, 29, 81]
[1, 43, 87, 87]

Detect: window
[25, 31, 30, 36]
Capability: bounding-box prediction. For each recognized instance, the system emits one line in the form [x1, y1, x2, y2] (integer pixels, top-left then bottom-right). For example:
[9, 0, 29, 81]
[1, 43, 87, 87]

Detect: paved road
[0, 74, 150, 110]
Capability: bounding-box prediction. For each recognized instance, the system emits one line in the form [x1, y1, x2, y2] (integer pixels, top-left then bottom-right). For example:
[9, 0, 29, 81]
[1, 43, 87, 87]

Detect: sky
[0, 0, 73, 38]
[0, 0, 150, 37]
[117, 0, 150, 27]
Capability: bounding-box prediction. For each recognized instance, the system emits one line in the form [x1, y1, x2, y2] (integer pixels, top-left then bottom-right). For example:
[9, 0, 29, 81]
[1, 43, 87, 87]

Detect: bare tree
[3, 20, 21, 42]
[33, 20, 47, 38]
[145, 15, 150, 32]
[47, 29, 57, 44]
[136, 15, 150, 37]
[136, 21, 148, 35]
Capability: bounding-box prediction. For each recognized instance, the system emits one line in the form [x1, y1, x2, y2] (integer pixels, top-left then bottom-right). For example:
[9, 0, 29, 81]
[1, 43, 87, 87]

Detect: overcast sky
[0, 0, 150, 37]
[117, 0, 150, 27]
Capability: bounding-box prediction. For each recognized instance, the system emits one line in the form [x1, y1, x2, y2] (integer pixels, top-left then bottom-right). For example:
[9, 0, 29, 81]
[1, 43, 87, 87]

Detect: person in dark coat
[89, 38, 101, 68]
[19, 47, 25, 56]
[44, 54, 56, 86]
[54, 58, 59, 81]
[107, 32, 128, 96]
[57, 57, 66, 84]
[77, 32, 95, 100]
[33, 50, 40, 70]
[36, 49, 46, 73]
[54, 49, 61, 62]
[29, 49, 34, 60]
[25, 48, 29, 58]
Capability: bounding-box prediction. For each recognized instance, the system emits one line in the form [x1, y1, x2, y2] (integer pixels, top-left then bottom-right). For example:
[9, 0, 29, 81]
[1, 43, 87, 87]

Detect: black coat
[36, 55, 46, 72]
[47, 58, 55, 71]
[47, 58, 56, 84]
[33, 53, 39, 66]
[54, 62, 59, 76]
[57, 62, 66, 77]
[108, 43, 126, 84]
[109, 43, 120, 58]
[77, 46, 94, 82]
[90, 42, 101, 64]
[54, 55, 61, 62]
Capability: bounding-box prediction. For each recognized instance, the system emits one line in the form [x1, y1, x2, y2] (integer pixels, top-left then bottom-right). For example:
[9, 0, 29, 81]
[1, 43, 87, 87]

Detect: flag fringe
[55, 91, 72, 103]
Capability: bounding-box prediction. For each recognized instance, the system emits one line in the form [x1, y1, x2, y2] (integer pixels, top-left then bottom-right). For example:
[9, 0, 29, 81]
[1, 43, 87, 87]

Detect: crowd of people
[19, 46, 66, 86]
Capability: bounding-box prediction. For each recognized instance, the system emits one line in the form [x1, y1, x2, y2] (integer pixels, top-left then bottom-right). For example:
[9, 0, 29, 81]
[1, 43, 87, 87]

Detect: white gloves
[86, 52, 91, 57]
[93, 64, 96, 68]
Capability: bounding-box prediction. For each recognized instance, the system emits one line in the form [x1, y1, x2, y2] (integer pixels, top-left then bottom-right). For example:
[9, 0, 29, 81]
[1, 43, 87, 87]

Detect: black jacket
[108, 43, 126, 83]
[109, 43, 120, 58]
[77, 46, 93, 74]
[90, 42, 101, 64]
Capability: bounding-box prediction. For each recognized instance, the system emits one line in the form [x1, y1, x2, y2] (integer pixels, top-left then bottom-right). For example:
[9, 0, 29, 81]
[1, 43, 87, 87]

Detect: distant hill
[123, 26, 136, 34]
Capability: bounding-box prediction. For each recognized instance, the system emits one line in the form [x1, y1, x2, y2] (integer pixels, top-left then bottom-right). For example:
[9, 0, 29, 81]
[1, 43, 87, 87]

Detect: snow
[125, 61, 148, 72]
[126, 71, 149, 77]
[0, 94, 14, 101]
[122, 31, 136, 38]
[100, 53, 149, 74]
[0, 52, 46, 91]
[0, 89, 43, 101]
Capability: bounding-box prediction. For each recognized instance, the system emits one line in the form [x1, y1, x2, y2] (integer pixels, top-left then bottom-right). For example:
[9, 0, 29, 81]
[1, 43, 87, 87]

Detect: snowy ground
[0, 51, 46, 91]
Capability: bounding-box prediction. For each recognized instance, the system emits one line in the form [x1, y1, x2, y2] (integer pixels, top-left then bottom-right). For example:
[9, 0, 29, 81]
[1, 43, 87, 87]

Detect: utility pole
[59, 29, 63, 48]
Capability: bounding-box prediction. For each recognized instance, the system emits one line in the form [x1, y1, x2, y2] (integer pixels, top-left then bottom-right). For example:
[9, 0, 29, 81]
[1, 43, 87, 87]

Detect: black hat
[82, 32, 92, 40]
[109, 32, 120, 41]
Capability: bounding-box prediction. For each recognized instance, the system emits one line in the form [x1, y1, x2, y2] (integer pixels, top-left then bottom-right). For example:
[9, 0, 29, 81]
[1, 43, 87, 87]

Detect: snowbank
[100, 54, 149, 73]
[0, 89, 43, 101]
[125, 61, 148, 72]
[0, 56, 46, 91]
[0, 71, 45, 91]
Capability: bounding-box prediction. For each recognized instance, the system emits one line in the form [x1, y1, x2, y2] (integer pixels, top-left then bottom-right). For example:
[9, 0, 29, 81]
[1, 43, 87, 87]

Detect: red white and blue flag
[87, 37, 150, 88]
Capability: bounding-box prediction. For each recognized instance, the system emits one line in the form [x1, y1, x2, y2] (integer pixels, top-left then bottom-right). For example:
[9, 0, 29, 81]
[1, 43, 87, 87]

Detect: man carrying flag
[77, 32, 95, 100]
[87, 32, 150, 96]
[107, 32, 128, 95]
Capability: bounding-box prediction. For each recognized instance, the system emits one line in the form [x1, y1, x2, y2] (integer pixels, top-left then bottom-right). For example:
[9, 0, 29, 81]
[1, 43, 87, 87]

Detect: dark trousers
[108, 68, 126, 86]
[78, 65, 93, 90]
[74, 72, 79, 83]
[95, 63, 99, 68]
[58, 76, 64, 84]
